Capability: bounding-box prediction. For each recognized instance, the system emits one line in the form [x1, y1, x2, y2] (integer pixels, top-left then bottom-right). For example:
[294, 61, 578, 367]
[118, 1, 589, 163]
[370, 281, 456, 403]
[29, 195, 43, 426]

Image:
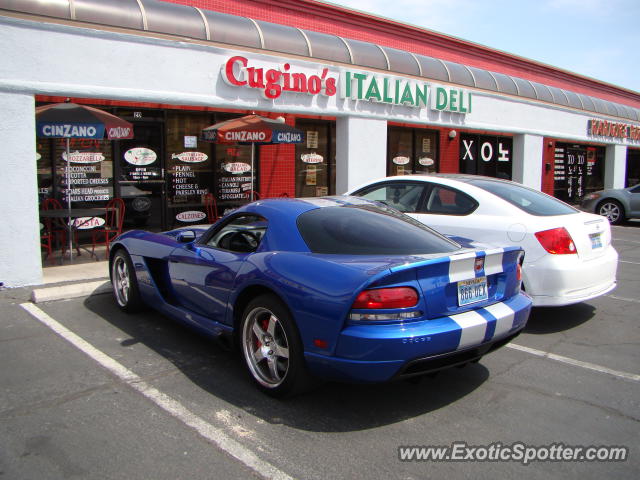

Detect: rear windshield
[297, 204, 460, 255]
[468, 179, 578, 216]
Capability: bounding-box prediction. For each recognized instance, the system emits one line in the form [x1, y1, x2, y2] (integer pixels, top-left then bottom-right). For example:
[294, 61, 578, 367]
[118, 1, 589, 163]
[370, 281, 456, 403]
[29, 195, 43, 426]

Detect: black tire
[597, 200, 625, 225]
[110, 249, 145, 312]
[239, 294, 313, 398]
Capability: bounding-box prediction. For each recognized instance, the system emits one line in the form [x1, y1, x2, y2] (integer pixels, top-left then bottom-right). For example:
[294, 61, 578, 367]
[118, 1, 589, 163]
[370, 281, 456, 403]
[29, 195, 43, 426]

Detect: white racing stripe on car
[483, 301, 515, 338]
[451, 310, 488, 350]
[448, 251, 477, 282]
[19, 303, 295, 480]
[483, 248, 505, 276]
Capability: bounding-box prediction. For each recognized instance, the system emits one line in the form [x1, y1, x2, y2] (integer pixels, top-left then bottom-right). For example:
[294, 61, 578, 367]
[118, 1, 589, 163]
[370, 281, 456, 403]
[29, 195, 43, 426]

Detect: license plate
[458, 277, 488, 306]
[589, 232, 603, 249]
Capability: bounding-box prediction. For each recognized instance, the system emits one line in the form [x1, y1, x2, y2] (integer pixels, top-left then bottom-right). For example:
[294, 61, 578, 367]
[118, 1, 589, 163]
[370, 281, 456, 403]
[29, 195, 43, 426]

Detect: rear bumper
[524, 246, 618, 307]
[304, 293, 531, 383]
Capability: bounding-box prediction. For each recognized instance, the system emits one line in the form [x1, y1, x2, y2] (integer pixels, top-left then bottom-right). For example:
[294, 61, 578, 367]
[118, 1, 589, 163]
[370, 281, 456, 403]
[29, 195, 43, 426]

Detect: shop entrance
[116, 122, 165, 231]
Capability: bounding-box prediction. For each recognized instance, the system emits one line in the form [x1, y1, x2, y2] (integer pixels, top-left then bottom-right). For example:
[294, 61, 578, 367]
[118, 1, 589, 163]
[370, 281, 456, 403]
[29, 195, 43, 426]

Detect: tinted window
[425, 185, 478, 215]
[354, 182, 425, 212]
[297, 205, 460, 255]
[469, 179, 578, 216]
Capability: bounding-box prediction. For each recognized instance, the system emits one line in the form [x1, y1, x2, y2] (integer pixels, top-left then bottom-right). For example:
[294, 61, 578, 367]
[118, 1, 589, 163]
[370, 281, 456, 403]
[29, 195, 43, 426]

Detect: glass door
[116, 123, 165, 231]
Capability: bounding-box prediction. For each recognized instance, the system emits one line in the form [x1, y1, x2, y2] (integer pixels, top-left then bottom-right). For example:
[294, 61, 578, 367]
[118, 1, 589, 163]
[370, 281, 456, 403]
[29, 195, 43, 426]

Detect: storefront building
[1, 0, 639, 287]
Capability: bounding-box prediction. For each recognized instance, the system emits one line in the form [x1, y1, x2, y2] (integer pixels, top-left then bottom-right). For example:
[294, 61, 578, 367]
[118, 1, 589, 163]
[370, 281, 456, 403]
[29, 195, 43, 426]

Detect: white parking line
[507, 343, 640, 383]
[619, 260, 640, 265]
[19, 302, 294, 480]
[606, 294, 640, 304]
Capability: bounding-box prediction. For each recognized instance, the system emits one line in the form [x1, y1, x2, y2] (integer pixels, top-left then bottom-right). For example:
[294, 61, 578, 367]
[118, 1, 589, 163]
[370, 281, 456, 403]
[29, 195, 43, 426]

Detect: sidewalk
[32, 250, 111, 303]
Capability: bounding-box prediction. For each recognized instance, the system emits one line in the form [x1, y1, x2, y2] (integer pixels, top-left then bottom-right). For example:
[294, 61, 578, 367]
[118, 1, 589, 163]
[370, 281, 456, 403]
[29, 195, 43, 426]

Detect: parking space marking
[19, 302, 294, 480]
[507, 343, 640, 383]
[606, 294, 640, 304]
[619, 260, 640, 265]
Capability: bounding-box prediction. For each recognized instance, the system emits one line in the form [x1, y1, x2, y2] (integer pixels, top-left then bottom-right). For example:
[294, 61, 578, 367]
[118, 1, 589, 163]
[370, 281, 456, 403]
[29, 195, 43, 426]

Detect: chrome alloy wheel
[599, 201, 621, 224]
[112, 255, 131, 307]
[242, 307, 290, 388]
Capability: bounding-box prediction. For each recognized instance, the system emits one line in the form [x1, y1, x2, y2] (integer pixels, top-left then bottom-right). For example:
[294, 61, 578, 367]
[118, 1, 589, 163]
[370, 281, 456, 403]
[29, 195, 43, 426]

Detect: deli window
[459, 134, 512, 179]
[387, 127, 439, 175]
[295, 120, 336, 197]
[37, 136, 114, 209]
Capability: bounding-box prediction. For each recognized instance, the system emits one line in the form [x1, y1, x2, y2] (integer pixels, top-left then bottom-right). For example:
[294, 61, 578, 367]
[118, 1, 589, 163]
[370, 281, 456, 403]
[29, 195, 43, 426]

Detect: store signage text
[171, 152, 208, 163]
[125, 148, 157, 166]
[176, 211, 206, 222]
[222, 56, 337, 99]
[462, 139, 510, 162]
[39, 124, 101, 138]
[340, 71, 472, 112]
[62, 151, 105, 163]
[588, 119, 640, 140]
[224, 162, 252, 174]
[221, 57, 471, 113]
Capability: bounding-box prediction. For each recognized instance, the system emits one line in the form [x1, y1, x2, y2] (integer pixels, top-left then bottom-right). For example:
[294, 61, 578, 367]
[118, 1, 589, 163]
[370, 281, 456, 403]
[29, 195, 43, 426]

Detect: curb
[31, 279, 111, 303]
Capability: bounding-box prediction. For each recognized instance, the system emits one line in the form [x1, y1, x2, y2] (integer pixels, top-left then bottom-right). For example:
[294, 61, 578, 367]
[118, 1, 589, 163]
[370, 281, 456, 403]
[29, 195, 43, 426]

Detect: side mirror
[177, 230, 197, 243]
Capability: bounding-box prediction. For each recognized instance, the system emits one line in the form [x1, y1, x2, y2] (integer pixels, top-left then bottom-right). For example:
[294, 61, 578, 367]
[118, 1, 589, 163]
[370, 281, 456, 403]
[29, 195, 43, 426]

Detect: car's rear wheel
[598, 200, 624, 225]
[111, 249, 144, 312]
[240, 294, 312, 397]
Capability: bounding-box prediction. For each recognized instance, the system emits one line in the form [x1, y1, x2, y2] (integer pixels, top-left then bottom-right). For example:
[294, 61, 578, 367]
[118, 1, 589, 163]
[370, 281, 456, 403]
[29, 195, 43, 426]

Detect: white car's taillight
[534, 227, 577, 255]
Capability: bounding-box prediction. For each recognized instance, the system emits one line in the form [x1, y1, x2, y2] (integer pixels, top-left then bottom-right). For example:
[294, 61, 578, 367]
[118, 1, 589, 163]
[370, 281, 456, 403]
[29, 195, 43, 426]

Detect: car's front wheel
[111, 249, 144, 312]
[598, 200, 624, 225]
[240, 294, 312, 397]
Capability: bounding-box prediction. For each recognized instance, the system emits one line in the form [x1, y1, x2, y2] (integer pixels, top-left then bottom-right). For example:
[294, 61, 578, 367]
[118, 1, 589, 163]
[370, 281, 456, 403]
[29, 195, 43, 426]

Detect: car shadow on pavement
[524, 303, 596, 335]
[84, 294, 491, 433]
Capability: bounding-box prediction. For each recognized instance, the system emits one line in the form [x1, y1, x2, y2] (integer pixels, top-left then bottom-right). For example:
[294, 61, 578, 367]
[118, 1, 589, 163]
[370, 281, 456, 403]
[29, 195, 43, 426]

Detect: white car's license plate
[589, 232, 603, 249]
[458, 277, 488, 306]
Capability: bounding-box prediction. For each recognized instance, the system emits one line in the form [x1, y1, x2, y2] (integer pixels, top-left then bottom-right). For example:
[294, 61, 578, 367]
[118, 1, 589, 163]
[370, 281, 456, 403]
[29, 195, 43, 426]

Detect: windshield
[468, 179, 578, 216]
[297, 204, 460, 255]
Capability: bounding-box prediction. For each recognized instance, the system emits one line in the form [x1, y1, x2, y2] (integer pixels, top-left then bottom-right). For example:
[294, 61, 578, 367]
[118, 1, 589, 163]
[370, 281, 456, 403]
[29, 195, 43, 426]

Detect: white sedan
[347, 174, 618, 307]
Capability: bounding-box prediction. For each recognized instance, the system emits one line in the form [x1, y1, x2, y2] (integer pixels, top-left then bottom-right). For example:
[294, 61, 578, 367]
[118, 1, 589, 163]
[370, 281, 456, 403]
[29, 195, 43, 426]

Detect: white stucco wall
[336, 117, 387, 193]
[1, 14, 638, 286]
[604, 144, 627, 189]
[0, 92, 42, 287]
[512, 134, 544, 189]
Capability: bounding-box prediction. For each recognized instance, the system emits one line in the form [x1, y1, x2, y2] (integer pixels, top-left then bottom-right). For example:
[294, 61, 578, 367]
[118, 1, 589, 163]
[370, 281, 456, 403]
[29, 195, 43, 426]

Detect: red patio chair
[41, 198, 68, 251]
[90, 198, 125, 259]
[204, 193, 218, 223]
[40, 221, 55, 263]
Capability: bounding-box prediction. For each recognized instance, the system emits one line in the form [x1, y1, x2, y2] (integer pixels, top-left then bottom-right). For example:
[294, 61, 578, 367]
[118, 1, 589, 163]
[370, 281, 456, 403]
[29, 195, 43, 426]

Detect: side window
[205, 214, 268, 253]
[425, 186, 477, 215]
[354, 182, 425, 213]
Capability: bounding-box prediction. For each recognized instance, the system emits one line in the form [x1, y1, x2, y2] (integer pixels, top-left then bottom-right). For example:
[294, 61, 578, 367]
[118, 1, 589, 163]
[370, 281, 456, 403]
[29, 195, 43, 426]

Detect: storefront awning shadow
[84, 293, 490, 433]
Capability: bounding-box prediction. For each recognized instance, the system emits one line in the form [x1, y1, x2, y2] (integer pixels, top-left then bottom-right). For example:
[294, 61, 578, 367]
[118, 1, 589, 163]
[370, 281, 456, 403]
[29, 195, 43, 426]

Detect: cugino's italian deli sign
[222, 56, 472, 113]
[588, 119, 640, 140]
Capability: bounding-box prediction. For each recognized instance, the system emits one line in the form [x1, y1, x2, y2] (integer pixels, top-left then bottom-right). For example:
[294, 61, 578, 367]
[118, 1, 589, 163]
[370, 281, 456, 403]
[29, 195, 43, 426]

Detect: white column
[0, 93, 42, 287]
[512, 133, 543, 190]
[335, 116, 387, 194]
[604, 144, 627, 189]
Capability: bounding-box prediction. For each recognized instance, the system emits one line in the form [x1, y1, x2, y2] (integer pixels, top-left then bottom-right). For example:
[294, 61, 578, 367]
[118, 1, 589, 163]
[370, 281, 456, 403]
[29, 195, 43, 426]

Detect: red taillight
[352, 287, 419, 309]
[516, 263, 522, 282]
[534, 227, 577, 255]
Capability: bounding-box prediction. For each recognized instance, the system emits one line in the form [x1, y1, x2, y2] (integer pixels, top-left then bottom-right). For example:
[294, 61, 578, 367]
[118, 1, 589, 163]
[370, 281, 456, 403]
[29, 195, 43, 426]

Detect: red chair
[246, 190, 261, 201]
[40, 221, 55, 263]
[204, 193, 218, 223]
[91, 198, 125, 259]
[41, 198, 68, 247]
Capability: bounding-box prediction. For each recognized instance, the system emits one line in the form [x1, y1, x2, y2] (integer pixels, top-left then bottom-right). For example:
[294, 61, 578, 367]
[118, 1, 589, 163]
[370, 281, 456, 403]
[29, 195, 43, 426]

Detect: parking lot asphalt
[1, 222, 638, 480]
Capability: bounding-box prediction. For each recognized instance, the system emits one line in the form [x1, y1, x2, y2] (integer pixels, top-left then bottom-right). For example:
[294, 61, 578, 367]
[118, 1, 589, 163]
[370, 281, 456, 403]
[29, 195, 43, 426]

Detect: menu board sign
[61, 153, 111, 202]
[171, 164, 209, 197]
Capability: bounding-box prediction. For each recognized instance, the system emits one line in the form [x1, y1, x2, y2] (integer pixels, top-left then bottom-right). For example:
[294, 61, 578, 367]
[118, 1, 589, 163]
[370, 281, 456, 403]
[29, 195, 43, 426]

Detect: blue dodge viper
[109, 196, 531, 397]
